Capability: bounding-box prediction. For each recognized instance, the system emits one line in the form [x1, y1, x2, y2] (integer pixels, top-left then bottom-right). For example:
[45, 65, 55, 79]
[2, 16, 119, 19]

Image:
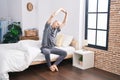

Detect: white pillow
[56, 34, 64, 47]
[62, 34, 73, 47]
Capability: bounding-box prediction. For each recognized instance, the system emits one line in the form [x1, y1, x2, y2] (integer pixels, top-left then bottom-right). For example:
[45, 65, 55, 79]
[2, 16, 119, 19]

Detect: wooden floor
[9, 59, 120, 80]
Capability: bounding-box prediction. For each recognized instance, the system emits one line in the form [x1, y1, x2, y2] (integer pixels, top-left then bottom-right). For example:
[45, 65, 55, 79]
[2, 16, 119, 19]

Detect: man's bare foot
[53, 65, 59, 72]
[49, 66, 55, 72]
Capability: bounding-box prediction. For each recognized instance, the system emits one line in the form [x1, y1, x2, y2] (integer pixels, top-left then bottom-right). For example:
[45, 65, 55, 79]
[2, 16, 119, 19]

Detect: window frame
[85, 0, 111, 50]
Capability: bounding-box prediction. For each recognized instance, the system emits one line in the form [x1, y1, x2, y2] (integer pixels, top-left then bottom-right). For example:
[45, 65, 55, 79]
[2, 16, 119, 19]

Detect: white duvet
[0, 40, 41, 80]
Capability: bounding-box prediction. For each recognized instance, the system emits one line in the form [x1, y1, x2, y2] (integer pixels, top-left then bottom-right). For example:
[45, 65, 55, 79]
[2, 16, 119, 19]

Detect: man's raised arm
[47, 8, 64, 24]
[47, 12, 56, 24]
[60, 9, 68, 27]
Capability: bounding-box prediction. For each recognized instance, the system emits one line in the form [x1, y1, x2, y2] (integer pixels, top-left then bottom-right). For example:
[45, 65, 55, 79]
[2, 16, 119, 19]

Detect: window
[85, 0, 111, 50]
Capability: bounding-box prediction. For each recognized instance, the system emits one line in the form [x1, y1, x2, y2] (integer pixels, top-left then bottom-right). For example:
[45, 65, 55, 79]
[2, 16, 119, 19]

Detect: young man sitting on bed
[41, 8, 68, 72]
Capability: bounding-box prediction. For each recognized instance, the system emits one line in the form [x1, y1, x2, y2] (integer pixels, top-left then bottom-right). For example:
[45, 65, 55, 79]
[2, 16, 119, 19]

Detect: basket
[24, 29, 38, 37]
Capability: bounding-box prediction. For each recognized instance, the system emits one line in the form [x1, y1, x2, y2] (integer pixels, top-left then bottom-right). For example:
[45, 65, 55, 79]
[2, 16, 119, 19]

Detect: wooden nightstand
[20, 36, 39, 40]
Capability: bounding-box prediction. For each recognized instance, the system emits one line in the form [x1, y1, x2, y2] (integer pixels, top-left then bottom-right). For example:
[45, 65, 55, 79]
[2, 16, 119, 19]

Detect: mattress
[33, 46, 75, 61]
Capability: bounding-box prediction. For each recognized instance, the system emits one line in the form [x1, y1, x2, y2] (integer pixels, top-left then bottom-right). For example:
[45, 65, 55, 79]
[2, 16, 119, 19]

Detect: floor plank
[9, 59, 120, 80]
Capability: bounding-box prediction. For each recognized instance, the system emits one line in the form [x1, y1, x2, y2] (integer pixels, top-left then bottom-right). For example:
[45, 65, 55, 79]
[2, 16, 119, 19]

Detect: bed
[31, 46, 75, 65]
[0, 39, 77, 80]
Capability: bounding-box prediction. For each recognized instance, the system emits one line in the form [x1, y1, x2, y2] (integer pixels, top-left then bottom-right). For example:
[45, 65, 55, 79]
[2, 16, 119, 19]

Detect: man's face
[52, 20, 61, 28]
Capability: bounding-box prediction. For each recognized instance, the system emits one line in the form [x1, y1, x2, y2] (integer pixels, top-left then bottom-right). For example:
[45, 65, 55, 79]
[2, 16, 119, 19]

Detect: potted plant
[3, 22, 22, 43]
[79, 55, 83, 65]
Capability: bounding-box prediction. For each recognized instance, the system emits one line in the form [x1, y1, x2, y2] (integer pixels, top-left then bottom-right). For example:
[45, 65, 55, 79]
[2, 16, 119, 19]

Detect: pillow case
[55, 34, 73, 47]
[56, 34, 64, 47]
[62, 34, 73, 47]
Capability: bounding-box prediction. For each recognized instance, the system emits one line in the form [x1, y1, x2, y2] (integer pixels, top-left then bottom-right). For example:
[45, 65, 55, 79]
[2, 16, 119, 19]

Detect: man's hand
[51, 12, 56, 17]
[55, 8, 67, 14]
[58, 8, 68, 28]
[61, 8, 67, 14]
[47, 8, 67, 24]
[47, 11, 57, 24]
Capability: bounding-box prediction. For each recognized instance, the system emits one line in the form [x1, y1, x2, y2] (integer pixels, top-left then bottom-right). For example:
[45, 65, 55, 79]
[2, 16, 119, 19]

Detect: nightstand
[73, 50, 94, 69]
[20, 36, 39, 40]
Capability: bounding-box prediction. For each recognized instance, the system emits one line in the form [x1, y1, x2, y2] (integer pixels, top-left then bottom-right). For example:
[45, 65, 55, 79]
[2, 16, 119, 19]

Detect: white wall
[7, 0, 22, 22]
[37, 0, 52, 39]
[0, 0, 8, 19]
[79, 0, 86, 48]
[38, 0, 80, 38]
[0, 0, 38, 34]
[22, 0, 38, 31]
[37, 0, 85, 48]
[5, 0, 38, 32]
[0, 0, 85, 48]
[50, 0, 80, 36]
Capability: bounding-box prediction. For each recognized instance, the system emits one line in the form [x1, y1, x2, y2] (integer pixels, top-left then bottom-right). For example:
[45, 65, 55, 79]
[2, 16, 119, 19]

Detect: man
[41, 8, 68, 72]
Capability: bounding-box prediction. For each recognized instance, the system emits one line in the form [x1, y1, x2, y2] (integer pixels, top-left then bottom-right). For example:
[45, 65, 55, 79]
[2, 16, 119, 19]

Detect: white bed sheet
[33, 46, 75, 61]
